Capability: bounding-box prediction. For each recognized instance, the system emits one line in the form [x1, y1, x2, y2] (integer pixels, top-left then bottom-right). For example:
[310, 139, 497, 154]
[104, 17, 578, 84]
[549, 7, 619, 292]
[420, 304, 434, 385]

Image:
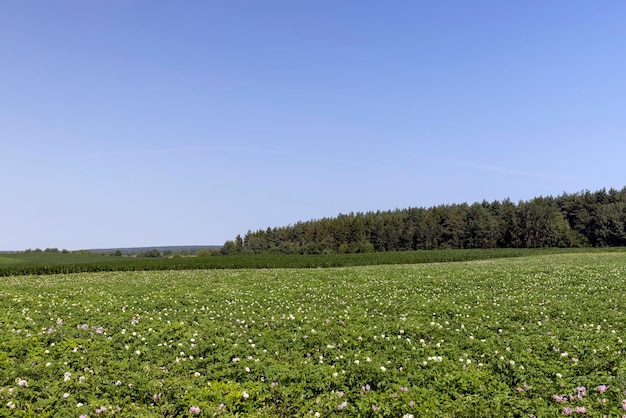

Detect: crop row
[0, 247, 610, 277]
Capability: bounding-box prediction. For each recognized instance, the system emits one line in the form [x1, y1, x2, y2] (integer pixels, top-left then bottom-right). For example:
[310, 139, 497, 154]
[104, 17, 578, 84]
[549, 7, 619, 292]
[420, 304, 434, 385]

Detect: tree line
[221, 187, 626, 255]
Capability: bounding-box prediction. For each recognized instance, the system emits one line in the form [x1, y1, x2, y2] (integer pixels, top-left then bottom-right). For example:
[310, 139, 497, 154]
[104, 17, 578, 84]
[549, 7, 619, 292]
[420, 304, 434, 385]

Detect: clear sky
[2, 1, 625, 251]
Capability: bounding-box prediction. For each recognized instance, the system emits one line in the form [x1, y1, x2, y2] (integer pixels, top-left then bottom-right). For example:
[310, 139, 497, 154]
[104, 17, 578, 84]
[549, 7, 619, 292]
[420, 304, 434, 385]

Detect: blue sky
[2, 1, 625, 250]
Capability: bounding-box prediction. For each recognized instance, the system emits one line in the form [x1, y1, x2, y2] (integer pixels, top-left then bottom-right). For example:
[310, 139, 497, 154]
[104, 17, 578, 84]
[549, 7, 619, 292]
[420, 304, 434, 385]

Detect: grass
[1, 251, 626, 416]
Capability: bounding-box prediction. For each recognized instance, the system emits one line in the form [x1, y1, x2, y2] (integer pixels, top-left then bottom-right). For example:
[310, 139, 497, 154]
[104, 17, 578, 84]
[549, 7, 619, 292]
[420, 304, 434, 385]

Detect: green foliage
[1, 248, 618, 277]
[225, 187, 626, 254]
[220, 240, 238, 255]
[137, 248, 161, 258]
[2, 252, 626, 416]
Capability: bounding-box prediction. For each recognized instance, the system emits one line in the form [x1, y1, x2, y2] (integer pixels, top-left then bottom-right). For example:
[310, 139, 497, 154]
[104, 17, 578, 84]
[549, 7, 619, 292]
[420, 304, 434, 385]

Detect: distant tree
[269, 242, 297, 254]
[356, 240, 375, 253]
[138, 249, 161, 258]
[235, 234, 244, 253]
[441, 204, 467, 249]
[221, 186, 626, 253]
[465, 202, 497, 248]
[590, 202, 626, 246]
[220, 241, 237, 255]
[114, 250, 122, 257]
[495, 198, 522, 247]
[243, 235, 270, 254]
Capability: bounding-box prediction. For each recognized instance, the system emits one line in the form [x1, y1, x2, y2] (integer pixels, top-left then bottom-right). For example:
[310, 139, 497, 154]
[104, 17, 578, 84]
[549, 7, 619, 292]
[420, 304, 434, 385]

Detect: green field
[2, 252, 626, 416]
[0, 248, 617, 277]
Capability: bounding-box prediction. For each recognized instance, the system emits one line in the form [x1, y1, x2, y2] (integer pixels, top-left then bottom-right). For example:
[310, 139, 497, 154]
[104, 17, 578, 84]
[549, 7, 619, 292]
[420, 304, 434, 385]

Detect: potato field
[2, 253, 626, 417]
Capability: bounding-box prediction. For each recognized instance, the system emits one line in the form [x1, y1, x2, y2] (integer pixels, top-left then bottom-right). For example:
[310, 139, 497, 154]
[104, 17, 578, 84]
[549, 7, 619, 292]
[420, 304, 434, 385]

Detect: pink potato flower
[189, 406, 201, 415]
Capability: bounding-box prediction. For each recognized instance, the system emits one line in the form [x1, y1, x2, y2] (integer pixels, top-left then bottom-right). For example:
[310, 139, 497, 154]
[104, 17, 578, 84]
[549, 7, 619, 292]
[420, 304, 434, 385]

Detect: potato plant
[1, 253, 626, 417]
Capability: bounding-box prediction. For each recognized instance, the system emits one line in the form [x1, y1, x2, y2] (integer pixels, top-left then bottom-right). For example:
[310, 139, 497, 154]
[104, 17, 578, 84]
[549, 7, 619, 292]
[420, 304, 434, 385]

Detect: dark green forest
[222, 187, 626, 255]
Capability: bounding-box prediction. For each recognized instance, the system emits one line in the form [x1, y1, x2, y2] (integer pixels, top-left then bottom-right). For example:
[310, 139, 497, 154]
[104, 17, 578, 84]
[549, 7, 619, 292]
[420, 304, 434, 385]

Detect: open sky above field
[2, 1, 626, 251]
